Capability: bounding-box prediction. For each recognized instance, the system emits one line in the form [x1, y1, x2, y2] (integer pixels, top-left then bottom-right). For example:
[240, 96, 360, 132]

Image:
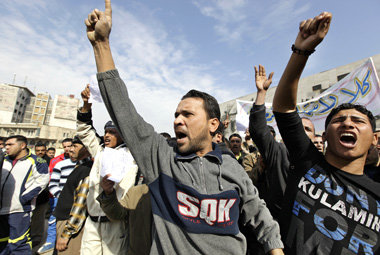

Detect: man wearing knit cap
[76, 84, 138, 255]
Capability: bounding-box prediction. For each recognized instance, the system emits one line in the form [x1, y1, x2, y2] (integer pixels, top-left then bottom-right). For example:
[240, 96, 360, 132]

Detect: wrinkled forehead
[6, 138, 17, 145]
[331, 108, 369, 120]
[176, 97, 205, 113]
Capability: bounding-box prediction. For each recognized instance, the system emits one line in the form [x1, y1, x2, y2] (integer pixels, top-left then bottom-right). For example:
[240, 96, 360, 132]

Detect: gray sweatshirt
[97, 69, 283, 254]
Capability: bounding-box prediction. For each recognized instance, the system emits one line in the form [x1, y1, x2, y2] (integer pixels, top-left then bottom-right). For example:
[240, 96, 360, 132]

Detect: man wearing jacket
[98, 176, 152, 255]
[77, 85, 138, 255]
[0, 135, 49, 255]
[249, 64, 318, 220]
[55, 136, 93, 254]
[31, 141, 52, 254]
[84, 1, 283, 254]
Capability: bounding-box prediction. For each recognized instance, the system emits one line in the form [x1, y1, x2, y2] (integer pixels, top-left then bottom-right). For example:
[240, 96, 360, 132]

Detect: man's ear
[209, 118, 219, 133]
[21, 142, 27, 150]
[372, 132, 378, 147]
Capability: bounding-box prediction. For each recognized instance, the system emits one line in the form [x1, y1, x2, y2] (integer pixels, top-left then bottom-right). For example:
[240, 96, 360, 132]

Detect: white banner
[236, 58, 380, 135]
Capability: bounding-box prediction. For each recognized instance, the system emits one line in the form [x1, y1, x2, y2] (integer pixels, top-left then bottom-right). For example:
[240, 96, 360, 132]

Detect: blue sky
[1, 0, 380, 135]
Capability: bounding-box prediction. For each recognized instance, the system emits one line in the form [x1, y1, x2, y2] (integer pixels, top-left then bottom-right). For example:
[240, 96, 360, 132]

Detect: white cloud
[193, 0, 311, 44]
[0, 0, 239, 136]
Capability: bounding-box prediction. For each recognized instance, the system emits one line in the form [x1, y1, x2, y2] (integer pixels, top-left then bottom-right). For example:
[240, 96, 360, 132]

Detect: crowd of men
[0, 1, 380, 254]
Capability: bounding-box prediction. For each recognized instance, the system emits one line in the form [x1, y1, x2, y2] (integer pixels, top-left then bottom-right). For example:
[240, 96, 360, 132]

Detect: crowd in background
[1, 1, 380, 255]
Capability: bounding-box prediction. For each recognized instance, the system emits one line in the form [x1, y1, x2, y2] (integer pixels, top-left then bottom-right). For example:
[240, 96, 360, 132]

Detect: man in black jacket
[249, 64, 316, 220]
[54, 136, 92, 254]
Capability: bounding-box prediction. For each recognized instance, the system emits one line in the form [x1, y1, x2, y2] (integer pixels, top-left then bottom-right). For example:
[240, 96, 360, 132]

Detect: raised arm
[76, 85, 102, 157]
[85, 0, 172, 183]
[85, 0, 115, 72]
[272, 12, 332, 113]
[80, 84, 92, 114]
[254, 65, 273, 106]
[250, 65, 279, 167]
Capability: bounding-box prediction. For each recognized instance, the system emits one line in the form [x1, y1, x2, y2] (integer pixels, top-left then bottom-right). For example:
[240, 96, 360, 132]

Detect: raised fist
[294, 12, 332, 51]
[85, 0, 112, 45]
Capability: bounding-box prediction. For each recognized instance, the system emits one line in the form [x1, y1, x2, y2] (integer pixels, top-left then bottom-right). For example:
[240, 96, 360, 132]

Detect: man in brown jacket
[97, 175, 152, 255]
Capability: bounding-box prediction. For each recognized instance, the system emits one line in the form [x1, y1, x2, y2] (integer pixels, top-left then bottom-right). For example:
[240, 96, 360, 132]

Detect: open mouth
[175, 131, 188, 144]
[339, 132, 357, 148]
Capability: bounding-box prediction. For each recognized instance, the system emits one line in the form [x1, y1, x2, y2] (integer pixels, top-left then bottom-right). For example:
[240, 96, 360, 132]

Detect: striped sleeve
[61, 177, 89, 239]
[49, 166, 62, 197]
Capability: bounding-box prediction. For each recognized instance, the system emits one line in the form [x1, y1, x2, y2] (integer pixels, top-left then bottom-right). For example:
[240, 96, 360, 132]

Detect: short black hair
[325, 103, 376, 131]
[72, 136, 84, 145]
[160, 132, 171, 140]
[35, 141, 46, 148]
[6, 135, 27, 145]
[0, 136, 5, 142]
[62, 138, 73, 144]
[229, 133, 242, 141]
[181, 90, 220, 120]
[47, 147, 55, 151]
[315, 134, 322, 138]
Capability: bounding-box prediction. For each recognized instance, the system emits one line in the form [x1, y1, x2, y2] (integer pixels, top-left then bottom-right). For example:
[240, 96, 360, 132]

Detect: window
[312, 84, 322, 91]
[337, 73, 348, 81]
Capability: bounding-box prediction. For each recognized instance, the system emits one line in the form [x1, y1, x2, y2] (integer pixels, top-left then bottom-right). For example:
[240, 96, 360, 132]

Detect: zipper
[199, 158, 207, 193]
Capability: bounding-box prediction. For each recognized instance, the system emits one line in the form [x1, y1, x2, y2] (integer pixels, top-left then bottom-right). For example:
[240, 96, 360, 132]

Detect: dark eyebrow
[332, 115, 368, 122]
[350, 115, 368, 121]
[331, 116, 346, 122]
[175, 110, 192, 118]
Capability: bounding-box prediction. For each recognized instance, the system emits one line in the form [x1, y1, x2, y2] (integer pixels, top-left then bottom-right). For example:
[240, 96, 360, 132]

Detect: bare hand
[294, 12, 332, 51]
[81, 84, 91, 103]
[56, 237, 69, 252]
[100, 174, 115, 195]
[244, 128, 251, 141]
[80, 84, 92, 112]
[223, 113, 230, 129]
[85, 0, 112, 45]
[254, 65, 273, 92]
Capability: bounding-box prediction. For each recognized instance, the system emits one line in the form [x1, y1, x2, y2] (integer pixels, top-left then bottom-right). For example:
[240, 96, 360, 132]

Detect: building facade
[0, 83, 34, 124]
[0, 83, 79, 150]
